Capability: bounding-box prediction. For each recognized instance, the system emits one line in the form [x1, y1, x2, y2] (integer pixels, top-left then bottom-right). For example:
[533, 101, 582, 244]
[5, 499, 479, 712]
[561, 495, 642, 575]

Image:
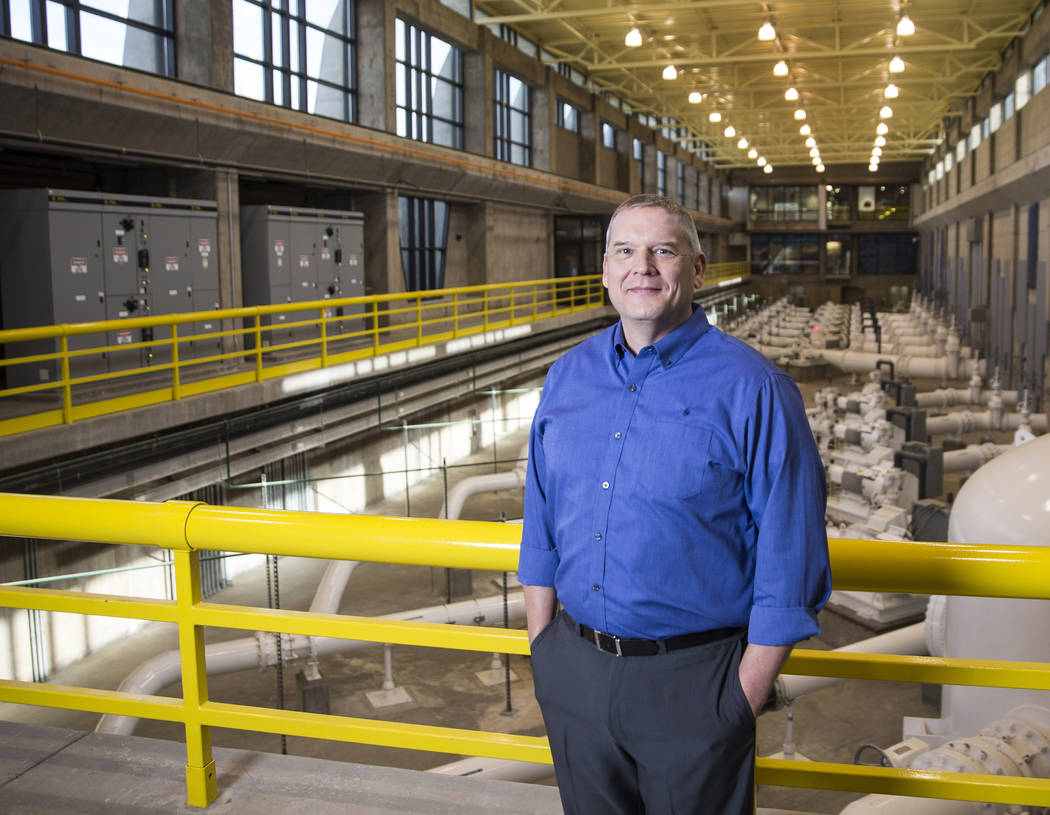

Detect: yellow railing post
[171, 324, 181, 401]
[254, 314, 263, 383]
[532, 285, 538, 320]
[372, 301, 381, 354]
[453, 292, 459, 337]
[172, 548, 218, 807]
[320, 307, 328, 368]
[416, 295, 423, 346]
[509, 287, 516, 325]
[483, 290, 489, 331]
[59, 333, 73, 425]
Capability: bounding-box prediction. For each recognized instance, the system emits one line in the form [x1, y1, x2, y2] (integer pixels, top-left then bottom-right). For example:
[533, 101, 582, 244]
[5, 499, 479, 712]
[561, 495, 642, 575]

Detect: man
[518, 194, 831, 815]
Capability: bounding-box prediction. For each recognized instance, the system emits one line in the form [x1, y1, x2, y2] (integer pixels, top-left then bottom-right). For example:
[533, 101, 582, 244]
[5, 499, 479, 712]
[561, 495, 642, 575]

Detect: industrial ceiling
[473, 0, 1040, 171]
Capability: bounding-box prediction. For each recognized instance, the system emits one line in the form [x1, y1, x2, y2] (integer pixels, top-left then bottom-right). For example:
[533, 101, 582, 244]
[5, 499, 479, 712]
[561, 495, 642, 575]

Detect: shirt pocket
[634, 420, 714, 499]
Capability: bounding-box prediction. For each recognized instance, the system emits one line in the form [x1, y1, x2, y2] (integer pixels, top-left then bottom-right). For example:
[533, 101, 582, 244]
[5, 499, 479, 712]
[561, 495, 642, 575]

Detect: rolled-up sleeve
[743, 374, 831, 646]
[517, 384, 559, 587]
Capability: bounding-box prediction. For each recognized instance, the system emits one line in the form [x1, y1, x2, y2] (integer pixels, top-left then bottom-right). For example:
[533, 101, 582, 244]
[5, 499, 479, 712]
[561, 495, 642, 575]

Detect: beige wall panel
[1020, 88, 1050, 158]
[487, 205, 552, 283]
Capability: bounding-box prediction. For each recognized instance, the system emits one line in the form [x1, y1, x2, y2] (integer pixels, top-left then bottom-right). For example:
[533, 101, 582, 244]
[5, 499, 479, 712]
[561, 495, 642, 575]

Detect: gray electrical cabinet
[0, 189, 219, 388]
[241, 205, 365, 348]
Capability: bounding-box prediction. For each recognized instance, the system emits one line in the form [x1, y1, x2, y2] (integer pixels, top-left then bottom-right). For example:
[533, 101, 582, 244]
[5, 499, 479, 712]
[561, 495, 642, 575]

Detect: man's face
[602, 206, 705, 347]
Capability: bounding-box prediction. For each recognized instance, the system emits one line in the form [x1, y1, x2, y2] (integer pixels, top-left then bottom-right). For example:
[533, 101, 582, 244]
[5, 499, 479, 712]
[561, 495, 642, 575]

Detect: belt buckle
[593, 629, 623, 656]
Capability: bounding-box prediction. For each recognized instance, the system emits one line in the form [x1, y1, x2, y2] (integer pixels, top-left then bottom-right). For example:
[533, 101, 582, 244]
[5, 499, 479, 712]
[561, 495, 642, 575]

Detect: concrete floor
[1, 369, 992, 814]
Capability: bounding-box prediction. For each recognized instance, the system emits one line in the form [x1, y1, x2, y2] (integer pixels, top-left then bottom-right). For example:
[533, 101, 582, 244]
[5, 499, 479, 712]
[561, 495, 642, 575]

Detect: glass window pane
[956, 140, 966, 162]
[395, 18, 405, 60]
[9, 0, 33, 41]
[305, 0, 343, 33]
[272, 69, 284, 104]
[306, 28, 345, 85]
[1035, 58, 1047, 94]
[430, 38, 457, 80]
[233, 0, 265, 61]
[82, 0, 165, 27]
[509, 76, 527, 110]
[272, 12, 283, 67]
[234, 57, 266, 101]
[289, 19, 301, 72]
[46, 1, 69, 49]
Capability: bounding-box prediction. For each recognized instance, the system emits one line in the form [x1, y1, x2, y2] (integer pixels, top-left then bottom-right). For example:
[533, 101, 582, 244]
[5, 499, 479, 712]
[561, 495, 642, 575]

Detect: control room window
[233, 0, 356, 122]
[398, 197, 449, 291]
[556, 99, 580, 133]
[656, 151, 666, 197]
[494, 68, 530, 166]
[600, 121, 616, 149]
[395, 19, 463, 149]
[2, 0, 175, 75]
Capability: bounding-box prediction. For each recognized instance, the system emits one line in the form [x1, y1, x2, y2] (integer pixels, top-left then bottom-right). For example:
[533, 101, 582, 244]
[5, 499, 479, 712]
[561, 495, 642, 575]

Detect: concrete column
[531, 82, 552, 172]
[175, 0, 233, 91]
[579, 109, 597, 185]
[176, 169, 242, 350]
[356, 0, 393, 131]
[358, 191, 402, 296]
[463, 43, 493, 157]
[465, 202, 493, 287]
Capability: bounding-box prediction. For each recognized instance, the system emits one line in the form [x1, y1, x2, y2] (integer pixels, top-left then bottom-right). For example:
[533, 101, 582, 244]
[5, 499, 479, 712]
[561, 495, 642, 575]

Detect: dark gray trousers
[530, 612, 756, 815]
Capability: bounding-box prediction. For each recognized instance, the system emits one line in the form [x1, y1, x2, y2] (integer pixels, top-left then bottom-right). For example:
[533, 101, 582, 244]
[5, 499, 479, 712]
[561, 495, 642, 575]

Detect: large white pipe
[942, 443, 1010, 473]
[775, 622, 928, 706]
[807, 349, 983, 380]
[96, 590, 527, 735]
[925, 410, 1047, 436]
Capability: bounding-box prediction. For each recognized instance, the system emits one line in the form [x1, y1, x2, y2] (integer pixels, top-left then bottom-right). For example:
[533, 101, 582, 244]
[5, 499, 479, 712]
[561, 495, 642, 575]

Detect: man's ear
[694, 253, 707, 289]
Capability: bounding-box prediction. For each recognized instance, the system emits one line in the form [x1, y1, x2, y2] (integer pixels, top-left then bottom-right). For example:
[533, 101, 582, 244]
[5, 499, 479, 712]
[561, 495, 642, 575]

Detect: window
[633, 138, 644, 189]
[825, 236, 852, 276]
[1028, 203, 1039, 291]
[857, 234, 918, 275]
[554, 215, 604, 278]
[398, 197, 449, 291]
[676, 162, 686, 205]
[970, 123, 982, 151]
[494, 69, 530, 166]
[556, 99, 580, 133]
[749, 185, 819, 222]
[981, 116, 990, 139]
[1016, 72, 1031, 110]
[694, 169, 701, 212]
[1004, 91, 1014, 121]
[826, 186, 851, 221]
[233, 0, 356, 122]
[944, 152, 953, 174]
[395, 19, 463, 149]
[989, 102, 1002, 133]
[956, 139, 966, 163]
[656, 151, 666, 197]
[600, 121, 616, 149]
[1035, 56, 1048, 95]
[750, 234, 819, 275]
[2, 0, 175, 75]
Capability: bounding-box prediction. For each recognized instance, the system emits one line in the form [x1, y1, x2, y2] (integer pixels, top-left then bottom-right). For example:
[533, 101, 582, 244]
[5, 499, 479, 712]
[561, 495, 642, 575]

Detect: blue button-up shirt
[518, 306, 831, 646]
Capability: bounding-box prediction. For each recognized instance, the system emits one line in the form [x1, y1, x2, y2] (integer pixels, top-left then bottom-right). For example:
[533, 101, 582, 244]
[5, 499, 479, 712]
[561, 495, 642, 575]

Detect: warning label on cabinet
[299, 255, 310, 268]
[113, 248, 129, 264]
[71, 257, 88, 274]
[165, 257, 179, 272]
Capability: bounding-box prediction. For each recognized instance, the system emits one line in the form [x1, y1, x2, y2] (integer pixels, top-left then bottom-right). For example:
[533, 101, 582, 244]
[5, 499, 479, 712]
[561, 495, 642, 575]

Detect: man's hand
[523, 585, 557, 645]
[738, 642, 791, 717]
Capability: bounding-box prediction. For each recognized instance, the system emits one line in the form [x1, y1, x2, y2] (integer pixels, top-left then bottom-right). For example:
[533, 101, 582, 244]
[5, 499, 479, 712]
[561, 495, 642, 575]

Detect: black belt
[572, 616, 744, 657]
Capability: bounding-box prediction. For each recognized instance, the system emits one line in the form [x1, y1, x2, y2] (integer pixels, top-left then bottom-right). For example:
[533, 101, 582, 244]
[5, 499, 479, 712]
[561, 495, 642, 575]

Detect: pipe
[925, 410, 1047, 436]
[807, 348, 984, 380]
[775, 622, 928, 707]
[96, 589, 527, 735]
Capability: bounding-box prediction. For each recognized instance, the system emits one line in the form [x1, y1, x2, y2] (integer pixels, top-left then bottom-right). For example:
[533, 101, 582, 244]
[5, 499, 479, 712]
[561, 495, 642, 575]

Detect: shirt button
[629, 384, 637, 392]
[614, 431, 622, 439]
[663, 359, 672, 366]
[601, 481, 610, 489]
[592, 585, 600, 592]
[594, 533, 602, 541]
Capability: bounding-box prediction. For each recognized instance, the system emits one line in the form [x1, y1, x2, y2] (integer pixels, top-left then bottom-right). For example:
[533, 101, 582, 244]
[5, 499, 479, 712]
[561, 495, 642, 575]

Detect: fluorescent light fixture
[747, 148, 758, 159]
[872, 146, 883, 156]
[709, 111, 722, 122]
[884, 83, 899, 99]
[784, 87, 799, 101]
[663, 64, 678, 80]
[689, 91, 703, 103]
[869, 163, 879, 172]
[799, 124, 812, 135]
[737, 137, 749, 149]
[816, 163, 826, 172]
[889, 55, 905, 73]
[805, 136, 816, 148]
[773, 60, 788, 76]
[897, 14, 915, 36]
[757, 156, 767, 166]
[874, 135, 887, 147]
[625, 27, 643, 47]
[724, 125, 736, 137]
[758, 21, 776, 41]
[811, 156, 821, 165]
[876, 122, 889, 135]
[880, 105, 893, 119]
[809, 147, 820, 157]
[763, 164, 773, 173]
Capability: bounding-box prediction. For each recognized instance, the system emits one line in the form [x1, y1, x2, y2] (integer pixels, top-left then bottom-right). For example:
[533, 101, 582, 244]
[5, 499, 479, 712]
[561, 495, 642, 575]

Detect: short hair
[604, 194, 702, 260]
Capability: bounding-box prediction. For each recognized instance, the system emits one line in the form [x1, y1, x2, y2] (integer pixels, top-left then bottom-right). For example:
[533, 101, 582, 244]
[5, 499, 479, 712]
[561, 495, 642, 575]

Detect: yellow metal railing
[0, 265, 747, 440]
[0, 493, 1049, 809]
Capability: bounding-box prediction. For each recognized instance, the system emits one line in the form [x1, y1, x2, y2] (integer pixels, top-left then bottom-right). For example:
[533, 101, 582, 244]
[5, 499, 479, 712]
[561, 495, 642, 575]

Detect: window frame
[395, 18, 464, 149]
[493, 67, 531, 166]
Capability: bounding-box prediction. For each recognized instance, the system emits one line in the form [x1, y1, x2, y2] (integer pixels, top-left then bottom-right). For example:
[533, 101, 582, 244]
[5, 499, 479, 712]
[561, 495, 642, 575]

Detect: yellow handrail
[0, 492, 1048, 809]
[0, 266, 747, 440]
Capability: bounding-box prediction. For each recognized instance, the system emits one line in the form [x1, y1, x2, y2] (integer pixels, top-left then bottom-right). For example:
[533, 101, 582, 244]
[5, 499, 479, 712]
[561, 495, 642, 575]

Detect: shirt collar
[613, 304, 713, 367]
